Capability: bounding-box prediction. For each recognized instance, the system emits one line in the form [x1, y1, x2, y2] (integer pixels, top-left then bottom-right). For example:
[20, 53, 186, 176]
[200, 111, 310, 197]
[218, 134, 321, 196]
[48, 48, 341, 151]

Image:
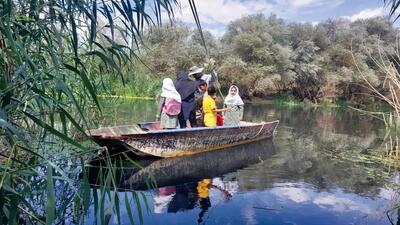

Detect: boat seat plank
[90, 125, 146, 137]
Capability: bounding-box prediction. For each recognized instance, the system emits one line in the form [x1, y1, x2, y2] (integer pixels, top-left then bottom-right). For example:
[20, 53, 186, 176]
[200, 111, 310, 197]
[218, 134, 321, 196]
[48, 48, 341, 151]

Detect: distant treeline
[126, 14, 399, 105]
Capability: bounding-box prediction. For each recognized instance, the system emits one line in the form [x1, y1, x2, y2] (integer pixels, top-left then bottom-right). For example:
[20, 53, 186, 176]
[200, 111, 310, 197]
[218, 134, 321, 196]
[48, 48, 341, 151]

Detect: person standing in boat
[174, 71, 198, 128]
[223, 85, 244, 126]
[189, 66, 217, 88]
[195, 79, 208, 127]
[156, 78, 182, 129]
[203, 86, 230, 127]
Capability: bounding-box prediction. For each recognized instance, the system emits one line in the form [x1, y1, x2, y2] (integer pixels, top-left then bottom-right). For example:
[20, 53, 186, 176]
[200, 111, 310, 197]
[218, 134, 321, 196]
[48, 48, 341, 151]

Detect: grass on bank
[97, 72, 164, 99]
[272, 94, 348, 109]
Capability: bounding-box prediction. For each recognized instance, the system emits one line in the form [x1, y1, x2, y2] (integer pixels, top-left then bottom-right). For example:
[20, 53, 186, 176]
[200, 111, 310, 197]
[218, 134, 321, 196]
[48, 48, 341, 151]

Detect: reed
[351, 37, 400, 128]
[0, 0, 204, 223]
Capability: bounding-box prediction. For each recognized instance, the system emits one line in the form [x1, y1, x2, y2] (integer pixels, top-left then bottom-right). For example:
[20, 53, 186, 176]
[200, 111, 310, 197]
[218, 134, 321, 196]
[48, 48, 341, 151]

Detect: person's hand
[225, 107, 231, 112]
[224, 192, 232, 201]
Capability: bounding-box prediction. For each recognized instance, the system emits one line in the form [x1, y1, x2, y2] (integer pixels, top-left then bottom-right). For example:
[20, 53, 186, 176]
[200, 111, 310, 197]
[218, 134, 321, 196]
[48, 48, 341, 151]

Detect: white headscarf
[224, 85, 244, 106]
[161, 78, 181, 103]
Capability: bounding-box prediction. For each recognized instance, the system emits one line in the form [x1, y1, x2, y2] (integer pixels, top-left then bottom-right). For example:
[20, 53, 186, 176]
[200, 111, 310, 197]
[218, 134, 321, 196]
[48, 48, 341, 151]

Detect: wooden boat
[89, 120, 279, 158]
[88, 139, 276, 190]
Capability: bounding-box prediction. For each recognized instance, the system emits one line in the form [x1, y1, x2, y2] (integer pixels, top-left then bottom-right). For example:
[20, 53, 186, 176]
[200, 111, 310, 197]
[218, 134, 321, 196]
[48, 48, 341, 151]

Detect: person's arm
[156, 97, 165, 121]
[238, 106, 244, 120]
[211, 99, 230, 113]
[213, 107, 230, 113]
[209, 184, 232, 200]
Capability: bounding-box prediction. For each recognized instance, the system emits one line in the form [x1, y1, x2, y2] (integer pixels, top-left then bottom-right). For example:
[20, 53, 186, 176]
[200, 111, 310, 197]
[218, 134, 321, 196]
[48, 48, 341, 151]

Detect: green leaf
[114, 192, 121, 225]
[60, 110, 67, 135]
[58, 106, 88, 137]
[82, 163, 91, 214]
[8, 194, 18, 225]
[70, 15, 78, 57]
[140, 192, 151, 214]
[125, 192, 135, 225]
[45, 164, 55, 225]
[0, 118, 24, 141]
[79, 69, 101, 112]
[101, 0, 114, 39]
[23, 111, 86, 149]
[93, 188, 99, 224]
[133, 192, 143, 225]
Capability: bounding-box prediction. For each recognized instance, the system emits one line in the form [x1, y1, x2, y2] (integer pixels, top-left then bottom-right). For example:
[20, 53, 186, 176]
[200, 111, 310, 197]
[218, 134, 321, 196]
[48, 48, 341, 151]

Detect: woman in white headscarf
[223, 85, 244, 126]
[156, 78, 182, 129]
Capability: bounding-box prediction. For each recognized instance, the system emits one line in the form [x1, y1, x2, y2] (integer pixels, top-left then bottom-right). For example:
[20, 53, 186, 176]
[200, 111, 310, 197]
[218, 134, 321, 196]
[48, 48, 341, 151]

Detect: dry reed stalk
[351, 39, 400, 118]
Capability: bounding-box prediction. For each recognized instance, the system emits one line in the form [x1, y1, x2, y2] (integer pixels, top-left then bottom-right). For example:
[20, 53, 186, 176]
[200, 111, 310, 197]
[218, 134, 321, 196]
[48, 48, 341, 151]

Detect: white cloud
[172, 0, 338, 38]
[206, 27, 226, 38]
[291, 0, 320, 8]
[311, 21, 319, 26]
[175, 0, 273, 26]
[343, 7, 386, 22]
[282, 0, 344, 10]
[271, 185, 313, 203]
[313, 195, 370, 213]
[173, 0, 345, 28]
[270, 182, 392, 215]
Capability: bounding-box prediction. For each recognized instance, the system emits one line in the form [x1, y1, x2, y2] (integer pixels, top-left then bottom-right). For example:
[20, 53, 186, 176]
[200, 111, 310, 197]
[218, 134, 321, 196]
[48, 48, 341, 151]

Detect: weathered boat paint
[90, 120, 279, 158]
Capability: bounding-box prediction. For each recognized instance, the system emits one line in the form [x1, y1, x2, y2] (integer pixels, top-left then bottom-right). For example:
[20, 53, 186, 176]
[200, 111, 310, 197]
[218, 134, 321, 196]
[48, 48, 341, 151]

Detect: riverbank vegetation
[124, 15, 399, 110]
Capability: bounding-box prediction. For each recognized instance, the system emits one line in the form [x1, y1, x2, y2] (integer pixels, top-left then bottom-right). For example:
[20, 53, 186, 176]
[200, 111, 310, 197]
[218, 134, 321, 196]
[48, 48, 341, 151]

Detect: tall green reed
[0, 0, 203, 223]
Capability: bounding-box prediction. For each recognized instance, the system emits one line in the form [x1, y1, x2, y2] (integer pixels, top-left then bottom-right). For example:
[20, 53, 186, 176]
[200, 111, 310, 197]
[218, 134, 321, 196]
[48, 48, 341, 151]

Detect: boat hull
[91, 120, 279, 158]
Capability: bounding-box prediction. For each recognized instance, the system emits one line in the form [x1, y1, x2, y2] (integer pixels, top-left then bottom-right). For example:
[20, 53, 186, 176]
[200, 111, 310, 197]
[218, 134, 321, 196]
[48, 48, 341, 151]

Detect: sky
[172, 0, 391, 37]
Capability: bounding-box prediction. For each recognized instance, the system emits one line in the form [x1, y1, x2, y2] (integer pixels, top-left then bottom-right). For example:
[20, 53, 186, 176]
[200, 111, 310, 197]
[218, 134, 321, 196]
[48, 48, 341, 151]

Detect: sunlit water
[86, 99, 400, 225]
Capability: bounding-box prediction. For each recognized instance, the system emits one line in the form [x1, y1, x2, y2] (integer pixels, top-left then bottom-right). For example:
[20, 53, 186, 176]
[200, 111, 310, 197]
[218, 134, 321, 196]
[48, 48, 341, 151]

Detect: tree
[292, 41, 322, 102]
[220, 14, 295, 96]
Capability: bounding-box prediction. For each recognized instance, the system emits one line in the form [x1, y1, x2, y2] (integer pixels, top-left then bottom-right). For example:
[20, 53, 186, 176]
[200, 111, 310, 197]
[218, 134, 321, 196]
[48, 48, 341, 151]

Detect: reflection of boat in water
[88, 139, 276, 223]
[88, 139, 276, 190]
[89, 120, 278, 158]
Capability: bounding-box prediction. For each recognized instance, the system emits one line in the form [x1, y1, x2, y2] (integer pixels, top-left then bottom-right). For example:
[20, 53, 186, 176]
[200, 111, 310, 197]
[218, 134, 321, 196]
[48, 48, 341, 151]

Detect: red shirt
[217, 114, 224, 126]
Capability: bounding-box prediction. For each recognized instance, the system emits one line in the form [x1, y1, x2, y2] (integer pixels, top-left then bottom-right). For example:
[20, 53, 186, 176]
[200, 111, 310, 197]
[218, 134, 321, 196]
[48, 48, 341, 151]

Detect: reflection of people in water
[153, 186, 176, 214]
[167, 183, 198, 213]
[196, 179, 232, 223]
[197, 179, 212, 224]
[153, 178, 233, 223]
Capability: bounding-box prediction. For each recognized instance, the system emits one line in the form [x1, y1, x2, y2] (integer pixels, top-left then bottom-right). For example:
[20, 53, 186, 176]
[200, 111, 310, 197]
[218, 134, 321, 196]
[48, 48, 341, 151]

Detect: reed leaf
[0, 0, 202, 223]
[125, 192, 135, 225]
[133, 191, 143, 225]
[93, 188, 99, 224]
[23, 111, 85, 149]
[45, 164, 55, 225]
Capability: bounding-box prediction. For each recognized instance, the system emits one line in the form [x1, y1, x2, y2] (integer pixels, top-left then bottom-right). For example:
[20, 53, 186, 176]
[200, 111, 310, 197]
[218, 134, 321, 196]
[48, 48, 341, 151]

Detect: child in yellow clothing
[202, 86, 230, 127]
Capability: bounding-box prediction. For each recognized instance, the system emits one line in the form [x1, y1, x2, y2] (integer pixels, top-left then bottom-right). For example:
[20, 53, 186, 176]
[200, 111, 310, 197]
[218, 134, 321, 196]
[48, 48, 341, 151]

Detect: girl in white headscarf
[223, 85, 244, 126]
[156, 78, 182, 129]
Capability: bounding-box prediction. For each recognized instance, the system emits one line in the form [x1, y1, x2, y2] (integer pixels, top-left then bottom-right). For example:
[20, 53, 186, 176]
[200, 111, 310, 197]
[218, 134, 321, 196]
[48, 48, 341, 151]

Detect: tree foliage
[218, 14, 396, 102]
[139, 14, 398, 105]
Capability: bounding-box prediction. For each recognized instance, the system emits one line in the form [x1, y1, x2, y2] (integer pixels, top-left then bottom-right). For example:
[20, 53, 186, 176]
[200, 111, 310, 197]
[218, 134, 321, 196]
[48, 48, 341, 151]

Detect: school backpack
[163, 97, 181, 116]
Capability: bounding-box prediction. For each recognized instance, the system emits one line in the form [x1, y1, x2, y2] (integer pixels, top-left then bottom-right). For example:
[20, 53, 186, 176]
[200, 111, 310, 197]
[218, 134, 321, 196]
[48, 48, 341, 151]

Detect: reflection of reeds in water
[84, 151, 152, 225]
[386, 136, 400, 158]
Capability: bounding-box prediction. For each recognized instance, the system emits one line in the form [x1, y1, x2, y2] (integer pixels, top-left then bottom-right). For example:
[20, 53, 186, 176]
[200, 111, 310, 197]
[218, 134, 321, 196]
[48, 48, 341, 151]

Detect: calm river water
[86, 99, 400, 225]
